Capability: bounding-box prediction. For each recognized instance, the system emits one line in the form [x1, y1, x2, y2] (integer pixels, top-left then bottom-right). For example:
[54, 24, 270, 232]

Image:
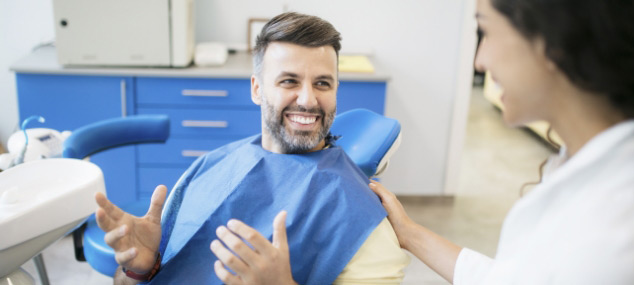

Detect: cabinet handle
[120, 80, 127, 117]
[181, 150, 209, 157]
[182, 89, 228, 97]
[182, 120, 228, 128]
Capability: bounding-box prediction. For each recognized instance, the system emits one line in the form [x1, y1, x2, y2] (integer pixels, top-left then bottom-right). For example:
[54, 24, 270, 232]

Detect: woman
[210, 0, 634, 283]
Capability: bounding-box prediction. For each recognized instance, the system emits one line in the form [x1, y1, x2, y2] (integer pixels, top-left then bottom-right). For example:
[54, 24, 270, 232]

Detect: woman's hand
[369, 180, 416, 250]
[370, 181, 462, 283]
[210, 211, 297, 285]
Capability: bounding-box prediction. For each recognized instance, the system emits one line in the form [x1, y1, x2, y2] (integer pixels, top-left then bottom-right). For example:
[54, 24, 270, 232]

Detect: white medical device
[194, 42, 229, 67]
[0, 115, 72, 172]
[52, 0, 195, 67]
[0, 128, 71, 172]
[0, 159, 105, 284]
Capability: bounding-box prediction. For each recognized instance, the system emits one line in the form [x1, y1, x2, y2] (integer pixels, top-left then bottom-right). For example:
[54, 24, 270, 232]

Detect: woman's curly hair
[492, 0, 634, 118]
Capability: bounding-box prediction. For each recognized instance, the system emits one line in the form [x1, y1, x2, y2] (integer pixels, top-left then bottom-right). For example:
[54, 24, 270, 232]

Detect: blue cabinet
[15, 74, 137, 206]
[134, 77, 262, 199]
[337, 81, 386, 115]
[14, 72, 387, 203]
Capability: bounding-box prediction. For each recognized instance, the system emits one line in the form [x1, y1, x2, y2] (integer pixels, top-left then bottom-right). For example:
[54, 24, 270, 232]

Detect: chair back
[330, 109, 401, 177]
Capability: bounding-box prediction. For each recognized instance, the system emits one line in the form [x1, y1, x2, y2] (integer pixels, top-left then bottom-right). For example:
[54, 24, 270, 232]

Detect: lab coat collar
[541, 119, 634, 185]
[497, 119, 634, 258]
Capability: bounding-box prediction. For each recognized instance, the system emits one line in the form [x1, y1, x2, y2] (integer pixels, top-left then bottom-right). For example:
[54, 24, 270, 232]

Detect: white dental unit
[0, 159, 105, 284]
[53, 0, 195, 67]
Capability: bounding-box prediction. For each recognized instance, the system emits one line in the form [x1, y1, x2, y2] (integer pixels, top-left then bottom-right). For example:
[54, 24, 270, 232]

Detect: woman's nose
[474, 40, 487, 73]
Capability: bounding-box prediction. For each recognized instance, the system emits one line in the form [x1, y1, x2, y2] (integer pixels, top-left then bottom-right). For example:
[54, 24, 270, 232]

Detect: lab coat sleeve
[333, 218, 410, 284]
[453, 247, 494, 285]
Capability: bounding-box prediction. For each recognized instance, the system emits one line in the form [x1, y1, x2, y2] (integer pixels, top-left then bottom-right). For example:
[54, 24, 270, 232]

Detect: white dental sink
[0, 158, 105, 280]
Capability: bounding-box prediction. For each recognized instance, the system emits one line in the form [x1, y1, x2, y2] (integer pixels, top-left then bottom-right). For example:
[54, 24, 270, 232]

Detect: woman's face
[474, 0, 559, 127]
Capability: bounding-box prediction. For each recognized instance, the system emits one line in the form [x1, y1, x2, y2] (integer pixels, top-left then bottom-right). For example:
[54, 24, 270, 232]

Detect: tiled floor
[19, 87, 554, 284]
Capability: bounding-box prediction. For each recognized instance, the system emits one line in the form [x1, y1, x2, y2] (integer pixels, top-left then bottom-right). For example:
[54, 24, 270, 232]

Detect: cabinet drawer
[137, 138, 237, 165]
[137, 108, 261, 137]
[337, 81, 387, 114]
[138, 167, 187, 199]
[137, 77, 252, 107]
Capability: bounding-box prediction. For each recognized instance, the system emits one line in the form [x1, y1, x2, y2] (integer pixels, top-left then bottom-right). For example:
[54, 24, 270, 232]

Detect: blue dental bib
[149, 135, 386, 284]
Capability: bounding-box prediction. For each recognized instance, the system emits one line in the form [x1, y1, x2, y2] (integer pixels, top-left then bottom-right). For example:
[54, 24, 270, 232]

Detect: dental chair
[67, 108, 400, 278]
[62, 115, 170, 277]
[330, 108, 402, 177]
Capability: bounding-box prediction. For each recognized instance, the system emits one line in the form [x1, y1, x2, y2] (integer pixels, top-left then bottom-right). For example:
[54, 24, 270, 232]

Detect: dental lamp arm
[14, 115, 46, 166]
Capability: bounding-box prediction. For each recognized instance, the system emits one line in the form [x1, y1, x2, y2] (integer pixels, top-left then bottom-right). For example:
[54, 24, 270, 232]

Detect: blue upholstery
[82, 201, 150, 276]
[62, 115, 169, 276]
[331, 109, 401, 177]
[63, 115, 170, 159]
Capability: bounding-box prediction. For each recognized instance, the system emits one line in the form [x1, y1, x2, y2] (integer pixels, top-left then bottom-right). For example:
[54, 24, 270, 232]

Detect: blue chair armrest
[63, 115, 170, 159]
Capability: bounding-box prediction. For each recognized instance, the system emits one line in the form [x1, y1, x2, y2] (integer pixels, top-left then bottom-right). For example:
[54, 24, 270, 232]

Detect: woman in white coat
[210, 0, 634, 283]
[368, 0, 634, 283]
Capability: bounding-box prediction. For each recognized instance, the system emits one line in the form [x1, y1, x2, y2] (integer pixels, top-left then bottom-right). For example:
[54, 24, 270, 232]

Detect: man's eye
[280, 79, 298, 86]
[315, 81, 331, 88]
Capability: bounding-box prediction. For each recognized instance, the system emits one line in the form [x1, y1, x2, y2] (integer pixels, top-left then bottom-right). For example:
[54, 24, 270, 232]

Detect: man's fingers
[272, 211, 288, 250]
[95, 208, 117, 232]
[210, 239, 249, 275]
[145, 185, 167, 224]
[215, 226, 259, 266]
[95, 192, 125, 220]
[226, 219, 273, 256]
[114, 247, 137, 265]
[214, 260, 243, 285]
[104, 225, 128, 248]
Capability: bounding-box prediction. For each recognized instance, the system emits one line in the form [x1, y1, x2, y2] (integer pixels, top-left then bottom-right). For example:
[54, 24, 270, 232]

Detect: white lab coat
[454, 120, 634, 285]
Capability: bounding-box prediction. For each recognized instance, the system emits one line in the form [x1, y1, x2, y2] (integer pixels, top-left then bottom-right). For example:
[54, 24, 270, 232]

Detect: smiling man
[254, 40, 337, 154]
[95, 12, 408, 285]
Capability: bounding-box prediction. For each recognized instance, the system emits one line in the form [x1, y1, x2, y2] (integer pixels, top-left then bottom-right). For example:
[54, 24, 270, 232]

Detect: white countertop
[10, 46, 390, 82]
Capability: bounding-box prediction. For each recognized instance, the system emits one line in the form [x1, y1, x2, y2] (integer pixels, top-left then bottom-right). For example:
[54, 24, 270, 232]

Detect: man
[95, 12, 408, 284]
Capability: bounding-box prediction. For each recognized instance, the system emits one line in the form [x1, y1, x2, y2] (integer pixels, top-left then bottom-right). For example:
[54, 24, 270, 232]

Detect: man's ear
[251, 75, 262, 105]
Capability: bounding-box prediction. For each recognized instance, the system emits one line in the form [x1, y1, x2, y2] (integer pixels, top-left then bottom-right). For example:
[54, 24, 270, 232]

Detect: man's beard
[262, 96, 335, 154]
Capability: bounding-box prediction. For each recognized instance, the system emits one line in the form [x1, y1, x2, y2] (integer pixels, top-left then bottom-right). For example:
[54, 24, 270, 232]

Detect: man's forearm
[401, 223, 462, 283]
[113, 266, 139, 285]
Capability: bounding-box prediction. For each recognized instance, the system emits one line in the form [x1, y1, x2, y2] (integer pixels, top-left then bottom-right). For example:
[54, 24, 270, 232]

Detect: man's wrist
[122, 253, 161, 282]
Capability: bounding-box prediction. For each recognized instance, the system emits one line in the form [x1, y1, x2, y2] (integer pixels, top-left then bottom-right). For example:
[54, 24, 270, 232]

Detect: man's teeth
[288, 114, 317, 125]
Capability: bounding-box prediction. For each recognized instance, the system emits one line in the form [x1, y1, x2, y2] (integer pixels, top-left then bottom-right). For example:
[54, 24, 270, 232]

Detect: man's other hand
[210, 211, 297, 285]
[95, 185, 167, 275]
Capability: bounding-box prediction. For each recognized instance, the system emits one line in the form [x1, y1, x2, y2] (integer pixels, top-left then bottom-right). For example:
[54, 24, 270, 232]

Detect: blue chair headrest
[330, 109, 401, 177]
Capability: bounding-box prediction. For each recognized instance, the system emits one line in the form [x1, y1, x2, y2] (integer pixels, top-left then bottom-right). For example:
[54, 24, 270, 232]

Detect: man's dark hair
[492, 0, 634, 118]
[253, 12, 342, 77]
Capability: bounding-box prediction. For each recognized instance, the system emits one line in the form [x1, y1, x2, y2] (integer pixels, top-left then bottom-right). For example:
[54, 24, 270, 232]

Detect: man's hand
[95, 185, 167, 274]
[210, 211, 297, 285]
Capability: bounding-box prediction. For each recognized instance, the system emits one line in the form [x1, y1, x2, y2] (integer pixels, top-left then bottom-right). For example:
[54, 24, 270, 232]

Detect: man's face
[251, 42, 338, 154]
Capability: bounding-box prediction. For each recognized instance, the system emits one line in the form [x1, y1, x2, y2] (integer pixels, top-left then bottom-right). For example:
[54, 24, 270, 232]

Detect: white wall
[196, 0, 476, 195]
[0, 0, 55, 150]
[0, 0, 476, 195]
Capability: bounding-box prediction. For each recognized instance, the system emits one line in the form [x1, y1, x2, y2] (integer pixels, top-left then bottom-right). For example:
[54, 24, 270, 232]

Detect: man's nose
[296, 84, 318, 109]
